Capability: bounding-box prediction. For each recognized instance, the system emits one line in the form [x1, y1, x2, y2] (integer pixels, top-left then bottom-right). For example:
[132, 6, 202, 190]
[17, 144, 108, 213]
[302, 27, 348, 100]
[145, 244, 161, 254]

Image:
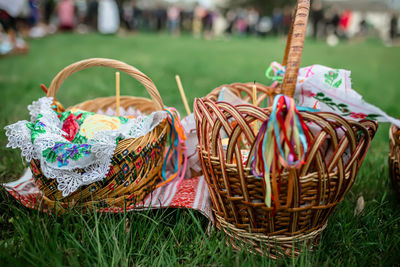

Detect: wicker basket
[389, 124, 400, 195]
[193, 0, 378, 258]
[29, 58, 169, 212]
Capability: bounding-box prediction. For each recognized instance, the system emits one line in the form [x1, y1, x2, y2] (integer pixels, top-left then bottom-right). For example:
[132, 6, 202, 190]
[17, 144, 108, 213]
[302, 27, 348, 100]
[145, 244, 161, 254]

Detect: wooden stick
[252, 82, 260, 134]
[252, 82, 257, 106]
[116, 72, 120, 117]
[175, 75, 191, 116]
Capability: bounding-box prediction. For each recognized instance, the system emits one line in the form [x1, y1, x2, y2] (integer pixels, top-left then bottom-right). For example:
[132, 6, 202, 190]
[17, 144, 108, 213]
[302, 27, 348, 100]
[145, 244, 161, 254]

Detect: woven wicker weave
[389, 124, 400, 195]
[30, 58, 169, 212]
[193, 0, 378, 258]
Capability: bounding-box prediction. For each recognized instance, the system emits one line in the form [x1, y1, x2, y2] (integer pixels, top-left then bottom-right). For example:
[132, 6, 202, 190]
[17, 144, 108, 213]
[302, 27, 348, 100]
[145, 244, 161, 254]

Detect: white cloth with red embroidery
[3, 169, 213, 222]
[294, 65, 400, 127]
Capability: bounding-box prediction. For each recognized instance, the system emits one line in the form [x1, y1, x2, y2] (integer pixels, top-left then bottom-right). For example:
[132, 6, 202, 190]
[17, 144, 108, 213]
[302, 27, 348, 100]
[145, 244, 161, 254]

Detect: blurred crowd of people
[0, 0, 281, 39]
[0, 0, 274, 56]
[0, 0, 399, 56]
[310, 1, 399, 46]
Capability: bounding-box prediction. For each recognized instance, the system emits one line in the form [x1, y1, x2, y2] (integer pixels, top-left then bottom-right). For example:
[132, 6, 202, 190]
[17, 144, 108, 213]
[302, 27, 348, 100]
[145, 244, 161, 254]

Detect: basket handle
[281, 0, 310, 98]
[47, 58, 164, 110]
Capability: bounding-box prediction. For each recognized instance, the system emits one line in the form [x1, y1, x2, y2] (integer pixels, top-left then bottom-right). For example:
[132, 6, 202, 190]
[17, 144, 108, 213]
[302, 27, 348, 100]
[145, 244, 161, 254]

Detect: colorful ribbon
[251, 94, 310, 207]
[265, 61, 286, 88]
[157, 107, 188, 188]
[265, 61, 320, 113]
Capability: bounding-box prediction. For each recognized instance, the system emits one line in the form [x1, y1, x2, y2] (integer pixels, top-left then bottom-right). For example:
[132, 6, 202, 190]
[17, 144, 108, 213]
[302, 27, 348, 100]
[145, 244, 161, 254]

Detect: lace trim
[5, 97, 167, 196]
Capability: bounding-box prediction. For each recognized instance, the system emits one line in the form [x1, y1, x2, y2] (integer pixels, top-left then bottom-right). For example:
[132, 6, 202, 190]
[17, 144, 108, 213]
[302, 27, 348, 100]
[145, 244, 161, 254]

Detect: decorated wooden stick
[116, 72, 120, 117]
[175, 75, 191, 116]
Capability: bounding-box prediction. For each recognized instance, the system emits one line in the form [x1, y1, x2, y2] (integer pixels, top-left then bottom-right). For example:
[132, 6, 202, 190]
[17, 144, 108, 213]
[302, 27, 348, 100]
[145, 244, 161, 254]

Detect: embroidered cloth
[5, 97, 167, 196]
[3, 170, 213, 222]
[293, 64, 400, 126]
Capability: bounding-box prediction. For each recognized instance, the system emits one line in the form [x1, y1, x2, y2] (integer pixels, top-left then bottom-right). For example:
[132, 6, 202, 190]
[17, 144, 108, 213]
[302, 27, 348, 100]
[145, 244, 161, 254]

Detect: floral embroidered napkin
[294, 65, 400, 127]
[5, 97, 166, 196]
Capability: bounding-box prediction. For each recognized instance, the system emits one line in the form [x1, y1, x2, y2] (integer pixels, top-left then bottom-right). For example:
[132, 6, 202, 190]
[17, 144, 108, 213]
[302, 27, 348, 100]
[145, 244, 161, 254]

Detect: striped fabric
[3, 169, 213, 223]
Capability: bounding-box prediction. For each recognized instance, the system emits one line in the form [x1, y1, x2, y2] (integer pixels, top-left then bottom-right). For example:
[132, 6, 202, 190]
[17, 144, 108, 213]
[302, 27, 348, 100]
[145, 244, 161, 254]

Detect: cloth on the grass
[3, 169, 213, 222]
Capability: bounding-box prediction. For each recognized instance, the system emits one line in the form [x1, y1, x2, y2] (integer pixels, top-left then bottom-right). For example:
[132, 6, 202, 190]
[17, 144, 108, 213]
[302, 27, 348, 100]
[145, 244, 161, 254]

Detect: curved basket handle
[47, 58, 164, 110]
[281, 0, 310, 98]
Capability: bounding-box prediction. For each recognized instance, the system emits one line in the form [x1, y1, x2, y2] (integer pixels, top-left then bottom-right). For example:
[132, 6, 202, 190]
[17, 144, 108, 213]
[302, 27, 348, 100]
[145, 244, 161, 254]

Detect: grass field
[1, 33, 400, 265]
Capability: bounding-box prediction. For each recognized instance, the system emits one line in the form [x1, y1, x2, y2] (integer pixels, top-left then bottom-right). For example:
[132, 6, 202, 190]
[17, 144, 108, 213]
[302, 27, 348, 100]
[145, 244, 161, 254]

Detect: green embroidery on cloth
[119, 117, 128, 124]
[313, 92, 381, 120]
[324, 70, 343, 88]
[26, 114, 46, 143]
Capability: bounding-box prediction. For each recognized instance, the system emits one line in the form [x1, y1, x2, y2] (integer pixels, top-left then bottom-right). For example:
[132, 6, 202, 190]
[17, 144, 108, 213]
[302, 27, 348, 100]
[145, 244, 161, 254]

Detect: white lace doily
[5, 97, 167, 196]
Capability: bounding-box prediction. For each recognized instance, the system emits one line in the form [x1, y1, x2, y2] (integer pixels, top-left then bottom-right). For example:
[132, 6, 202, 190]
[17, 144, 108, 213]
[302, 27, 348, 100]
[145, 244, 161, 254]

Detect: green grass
[1, 33, 400, 265]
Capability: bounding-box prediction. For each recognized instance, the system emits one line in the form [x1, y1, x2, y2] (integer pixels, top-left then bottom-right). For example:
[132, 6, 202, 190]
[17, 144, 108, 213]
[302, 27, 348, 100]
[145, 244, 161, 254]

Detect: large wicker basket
[389, 124, 400, 195]
[29, 58, 169, 212]
[193, 0, 377, 258]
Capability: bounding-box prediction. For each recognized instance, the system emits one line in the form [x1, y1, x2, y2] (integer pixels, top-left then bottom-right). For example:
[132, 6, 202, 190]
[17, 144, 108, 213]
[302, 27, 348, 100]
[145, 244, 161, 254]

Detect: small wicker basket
[389, 124, 400, 195]
[29, 58, 169, 212]
[193, 0, 378, 258]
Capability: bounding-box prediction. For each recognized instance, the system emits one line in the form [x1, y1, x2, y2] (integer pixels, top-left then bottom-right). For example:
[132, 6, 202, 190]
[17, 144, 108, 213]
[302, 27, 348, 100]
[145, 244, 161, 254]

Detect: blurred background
[0, 0, 399, 53]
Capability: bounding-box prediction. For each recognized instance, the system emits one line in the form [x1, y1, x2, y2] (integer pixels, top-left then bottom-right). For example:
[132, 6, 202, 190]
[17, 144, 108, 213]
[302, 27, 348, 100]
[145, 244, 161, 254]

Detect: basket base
[215, 213, 326, 259]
